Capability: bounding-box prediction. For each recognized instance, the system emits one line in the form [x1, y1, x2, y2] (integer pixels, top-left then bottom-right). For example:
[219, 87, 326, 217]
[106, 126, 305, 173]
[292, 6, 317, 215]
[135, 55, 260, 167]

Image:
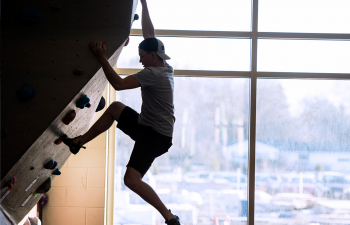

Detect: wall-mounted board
[1, 0, 138, 223]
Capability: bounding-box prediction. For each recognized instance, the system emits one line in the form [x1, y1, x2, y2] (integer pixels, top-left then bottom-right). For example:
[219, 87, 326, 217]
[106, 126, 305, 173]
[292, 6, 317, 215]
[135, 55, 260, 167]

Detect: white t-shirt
[132, 62, 175, 137]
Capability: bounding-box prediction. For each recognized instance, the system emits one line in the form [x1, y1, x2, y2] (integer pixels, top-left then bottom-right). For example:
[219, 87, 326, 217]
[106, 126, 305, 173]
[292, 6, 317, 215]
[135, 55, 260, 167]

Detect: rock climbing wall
[1, 0, 138, 223]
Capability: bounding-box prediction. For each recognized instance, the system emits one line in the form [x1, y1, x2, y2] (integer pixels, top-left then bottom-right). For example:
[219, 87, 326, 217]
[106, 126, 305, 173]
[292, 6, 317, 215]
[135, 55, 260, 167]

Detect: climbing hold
[30, 166, 35, 170]
[5, 178, 16, 189]
[17, 83, 36, 102]
[1, 128, 9, 138]
[52, 161, 58, 169]
[88, 41, 105, 51]
[76, 95, 91, 109]
[49, 1, 62, 10]
[73, 68, 84, 76]
[44, 160, 57, 170]
[96, 96, 106, 112]
[62, 110, 76, 125]
[124, 37, 130, 46]
[134, 14, 139, 21]
[20, 7, 42, 24]
[49, 5, 62, 10]
[44, 160, 53, 169]
[36, 177, 52, 194]
[52, 168, 61, 175]
[54, 138, 63, 145]
[39, 194, 48, 208]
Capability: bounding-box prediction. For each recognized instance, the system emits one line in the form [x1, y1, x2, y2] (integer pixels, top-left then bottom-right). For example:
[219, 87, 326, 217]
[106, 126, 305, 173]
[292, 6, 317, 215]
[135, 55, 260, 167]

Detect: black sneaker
[61, 134, 86, 154]
[165, 215, 181, 225]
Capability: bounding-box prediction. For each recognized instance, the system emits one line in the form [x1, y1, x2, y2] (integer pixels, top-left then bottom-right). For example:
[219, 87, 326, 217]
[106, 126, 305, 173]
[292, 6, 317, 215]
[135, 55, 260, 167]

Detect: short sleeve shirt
[132, 62, 175, 137]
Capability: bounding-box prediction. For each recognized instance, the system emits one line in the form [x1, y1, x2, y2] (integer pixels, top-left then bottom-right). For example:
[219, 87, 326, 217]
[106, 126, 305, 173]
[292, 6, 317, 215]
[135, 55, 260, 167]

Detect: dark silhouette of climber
[62, 0, 180, 224]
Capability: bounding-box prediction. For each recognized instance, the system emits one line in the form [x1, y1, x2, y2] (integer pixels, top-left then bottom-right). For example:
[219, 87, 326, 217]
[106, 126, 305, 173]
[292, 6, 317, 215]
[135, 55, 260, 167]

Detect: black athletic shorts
[117, 106, 172, 177]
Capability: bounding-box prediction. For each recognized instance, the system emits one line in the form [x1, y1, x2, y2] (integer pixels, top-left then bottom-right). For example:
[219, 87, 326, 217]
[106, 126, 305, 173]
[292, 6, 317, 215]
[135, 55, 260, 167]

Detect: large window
[257, 40, 350, 73]
[119, 37, 251, 71]
[111, 0, 350, 224]
[255, 79, 350, 224]
[114, 78, 249, 224]
[258, 0, 350, 33]
[131, 0, 252, 31]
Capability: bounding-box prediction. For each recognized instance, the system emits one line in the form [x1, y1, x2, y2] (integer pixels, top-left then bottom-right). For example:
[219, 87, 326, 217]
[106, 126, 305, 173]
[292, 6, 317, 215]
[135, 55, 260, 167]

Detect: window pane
[132, 0, 251, 32]
[118, 36, 251, 71]
[258, 39, 350, 73]
[259, 0, 350, 33]
[255, 79, 350, 224]
[114, 77, 249, 224]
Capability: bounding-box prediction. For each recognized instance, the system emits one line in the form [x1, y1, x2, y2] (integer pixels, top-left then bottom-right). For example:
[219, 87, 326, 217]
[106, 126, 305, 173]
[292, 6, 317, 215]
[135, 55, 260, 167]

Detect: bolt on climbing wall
[1, 0, 138, 223]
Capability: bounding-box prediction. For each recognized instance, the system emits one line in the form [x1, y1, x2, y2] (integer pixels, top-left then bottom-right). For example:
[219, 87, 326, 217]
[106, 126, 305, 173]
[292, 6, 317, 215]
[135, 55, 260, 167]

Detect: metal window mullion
[248, 0, 259, 224]
[258, 32, 350, 40]
[106, 85, 117, 225]
[116, 68, 252, 78]
[256, 72, 350, 79]
[130, 29, 350, 41]
[116, 69, 350, 79]
[130, 29, 252, 39]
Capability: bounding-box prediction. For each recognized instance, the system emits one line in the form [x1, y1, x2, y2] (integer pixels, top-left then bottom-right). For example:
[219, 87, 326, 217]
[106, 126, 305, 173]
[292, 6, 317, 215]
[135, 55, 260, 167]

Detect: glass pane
[118, 36, 251, 71]
[114, 77, 249, 224]
[132, 0, 251, 32]
[258, 39, 350, 73]
[255, 79, 350, 224]
[259, 0, 350, 33]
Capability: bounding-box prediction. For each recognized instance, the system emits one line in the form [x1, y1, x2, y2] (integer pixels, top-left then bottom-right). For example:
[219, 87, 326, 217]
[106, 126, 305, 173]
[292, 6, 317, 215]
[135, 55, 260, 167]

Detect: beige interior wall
[42, 87, 109, 225]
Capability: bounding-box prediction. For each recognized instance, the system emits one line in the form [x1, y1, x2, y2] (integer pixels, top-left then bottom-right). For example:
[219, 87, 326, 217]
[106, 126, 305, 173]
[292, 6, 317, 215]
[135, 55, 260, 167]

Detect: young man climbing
[61, 0, 180, 224]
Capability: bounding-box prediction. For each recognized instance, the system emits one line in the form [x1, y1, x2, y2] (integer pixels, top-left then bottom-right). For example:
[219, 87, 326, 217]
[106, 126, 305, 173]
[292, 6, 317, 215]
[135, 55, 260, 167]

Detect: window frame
[108, 0, 350, 224]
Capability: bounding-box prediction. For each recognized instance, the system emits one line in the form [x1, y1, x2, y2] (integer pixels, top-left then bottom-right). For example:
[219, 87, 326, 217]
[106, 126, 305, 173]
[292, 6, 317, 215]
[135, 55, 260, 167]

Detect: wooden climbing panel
[1, 0, 138, 223]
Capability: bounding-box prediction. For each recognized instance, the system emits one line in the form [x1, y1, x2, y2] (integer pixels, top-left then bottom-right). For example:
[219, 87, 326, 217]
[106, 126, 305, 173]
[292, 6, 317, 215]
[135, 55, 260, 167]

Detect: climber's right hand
[91, 41, 107, 61]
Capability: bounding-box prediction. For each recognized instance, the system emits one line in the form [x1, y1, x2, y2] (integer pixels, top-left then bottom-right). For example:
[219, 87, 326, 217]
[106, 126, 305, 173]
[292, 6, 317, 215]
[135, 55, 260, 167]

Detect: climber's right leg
[62, 101, 126, 154]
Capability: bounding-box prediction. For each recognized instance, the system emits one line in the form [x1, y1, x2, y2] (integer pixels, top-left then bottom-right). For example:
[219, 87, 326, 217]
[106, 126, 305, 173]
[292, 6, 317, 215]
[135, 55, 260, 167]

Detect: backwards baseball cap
[139, 38, 171, 60]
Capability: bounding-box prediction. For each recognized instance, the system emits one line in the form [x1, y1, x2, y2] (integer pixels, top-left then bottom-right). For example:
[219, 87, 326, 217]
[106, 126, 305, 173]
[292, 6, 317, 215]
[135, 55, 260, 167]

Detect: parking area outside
[112, 78, 350, 225]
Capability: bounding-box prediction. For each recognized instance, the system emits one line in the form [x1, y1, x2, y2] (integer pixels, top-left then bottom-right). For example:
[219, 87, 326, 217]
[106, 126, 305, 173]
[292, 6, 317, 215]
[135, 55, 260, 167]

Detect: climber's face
[139, 48, 155, 68]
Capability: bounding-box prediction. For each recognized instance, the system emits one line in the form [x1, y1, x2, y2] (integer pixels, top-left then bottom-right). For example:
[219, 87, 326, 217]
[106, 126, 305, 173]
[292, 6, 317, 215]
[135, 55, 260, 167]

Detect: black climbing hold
[17, 83, 36, 102]
[48, 0, 62, 10]
[49, 3, 62, 10]
[39, 194, 48, 208]
[134, 14, 139, 21]
[52, 161, 58, 169]
[73, 68, 84, 76]
[44, 160, 57, 170]
[44, 160, 53, 169]
[36, 178, 51, 194]
[52, 168, 61, 175]
[96, 96, 106, 112]
[20, 7, 42, 24]
[49, 5, 62, 10]
[76, 95, 91, 109]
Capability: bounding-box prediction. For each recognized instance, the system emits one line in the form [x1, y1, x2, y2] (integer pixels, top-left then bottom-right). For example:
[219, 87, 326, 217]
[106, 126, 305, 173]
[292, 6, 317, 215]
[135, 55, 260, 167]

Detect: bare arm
[92, 41, 140, 91]
[141, 0, 155, 39]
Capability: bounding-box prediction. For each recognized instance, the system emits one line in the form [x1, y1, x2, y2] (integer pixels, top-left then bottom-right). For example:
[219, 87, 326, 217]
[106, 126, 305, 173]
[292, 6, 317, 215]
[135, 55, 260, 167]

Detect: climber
[61, 0, 180, 224]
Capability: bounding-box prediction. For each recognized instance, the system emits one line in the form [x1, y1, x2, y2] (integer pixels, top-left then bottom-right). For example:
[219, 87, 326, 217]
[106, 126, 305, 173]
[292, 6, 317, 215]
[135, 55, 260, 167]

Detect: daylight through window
[112, 0, 350, 224]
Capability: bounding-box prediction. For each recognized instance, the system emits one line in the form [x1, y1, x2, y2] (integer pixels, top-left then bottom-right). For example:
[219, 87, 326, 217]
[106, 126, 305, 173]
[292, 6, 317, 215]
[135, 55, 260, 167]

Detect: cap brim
[156, 52, 171, 60]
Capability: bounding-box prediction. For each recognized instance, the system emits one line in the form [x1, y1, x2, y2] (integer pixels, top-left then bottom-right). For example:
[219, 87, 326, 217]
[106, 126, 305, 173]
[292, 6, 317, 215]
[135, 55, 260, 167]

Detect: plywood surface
[1, 0, 138, 223]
